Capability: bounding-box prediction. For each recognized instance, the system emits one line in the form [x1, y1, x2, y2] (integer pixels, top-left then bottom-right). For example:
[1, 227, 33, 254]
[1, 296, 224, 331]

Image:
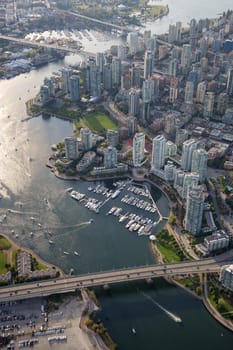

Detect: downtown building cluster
[133, 132, 208, 236]
[35, 12, 233, 276]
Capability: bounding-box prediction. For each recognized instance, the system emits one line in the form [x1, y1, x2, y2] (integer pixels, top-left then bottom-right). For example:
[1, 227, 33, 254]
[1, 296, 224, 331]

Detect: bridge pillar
[145, 278, 153, 285]
[103, 284, 111, 291]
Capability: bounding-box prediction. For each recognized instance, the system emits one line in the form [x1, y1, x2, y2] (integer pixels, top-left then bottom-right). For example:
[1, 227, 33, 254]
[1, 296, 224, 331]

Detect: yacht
[138, 226, 145, 235]
[66, 187, 73, 192]
[125, 220, 134, 229]
[74, 251, 80, 256]
[119, 214, 128, 223]
[108, 207, 116, 215]
[132, 328, 136, 334]
[111, 189, 121, 199]
[48, 240, 54, 244]
[63, 251, 69, 255]
[129, 223, 136, 232]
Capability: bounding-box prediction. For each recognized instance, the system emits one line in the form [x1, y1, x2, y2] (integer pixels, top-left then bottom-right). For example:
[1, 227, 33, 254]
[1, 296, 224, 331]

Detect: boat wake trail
[46, 221, 91, 231]
[28, 221, 91, 237]
[7, 209, 38, 215]
[139, 290, 182, 323]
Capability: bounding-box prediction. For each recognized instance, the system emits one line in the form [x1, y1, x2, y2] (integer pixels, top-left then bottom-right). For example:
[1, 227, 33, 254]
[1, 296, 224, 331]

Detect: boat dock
[69, 180, 168, 236]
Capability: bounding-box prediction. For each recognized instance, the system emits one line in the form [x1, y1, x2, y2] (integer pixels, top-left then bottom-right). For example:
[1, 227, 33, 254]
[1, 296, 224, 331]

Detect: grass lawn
[157, 243, 181, 263]
[36, 262, 48, 270]
[0, 236, 11, 250]
[32, 257, 48, 271]
[0, 252, 7, 274]
[12, 249, 19, 266]
[146, 5, 167, 17]
[82, 112, 118, 132]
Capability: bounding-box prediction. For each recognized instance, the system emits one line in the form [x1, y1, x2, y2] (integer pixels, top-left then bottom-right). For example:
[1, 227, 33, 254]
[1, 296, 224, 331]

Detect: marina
[69, 180, 166, 237]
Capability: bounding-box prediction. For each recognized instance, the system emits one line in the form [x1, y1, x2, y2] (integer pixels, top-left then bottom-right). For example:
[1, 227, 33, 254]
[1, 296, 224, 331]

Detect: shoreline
[0, 231, 65, 278]
[150, 237, 233, 332]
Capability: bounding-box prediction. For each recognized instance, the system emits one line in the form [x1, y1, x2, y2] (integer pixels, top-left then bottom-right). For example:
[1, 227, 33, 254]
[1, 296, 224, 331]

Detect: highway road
[0, 254, 232, 303]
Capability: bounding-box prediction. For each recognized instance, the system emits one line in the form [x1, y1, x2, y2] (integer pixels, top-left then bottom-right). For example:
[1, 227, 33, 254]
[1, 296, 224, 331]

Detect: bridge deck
[0, 256, 228, 303]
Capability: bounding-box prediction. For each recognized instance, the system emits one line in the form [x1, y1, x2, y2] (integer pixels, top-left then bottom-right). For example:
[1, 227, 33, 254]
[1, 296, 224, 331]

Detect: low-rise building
[220, 264, 233, 292]
[91, 164, 128, 176]
[204, 230, 229, 252]
[76, 151, 96, 173]
[17, 251, 56, 280]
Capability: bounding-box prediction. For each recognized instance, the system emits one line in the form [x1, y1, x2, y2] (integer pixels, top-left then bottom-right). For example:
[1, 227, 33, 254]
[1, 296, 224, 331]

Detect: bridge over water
[0, 254, 231, 303]
[0, 34, 95, 59]
[58, 9, 130, 34]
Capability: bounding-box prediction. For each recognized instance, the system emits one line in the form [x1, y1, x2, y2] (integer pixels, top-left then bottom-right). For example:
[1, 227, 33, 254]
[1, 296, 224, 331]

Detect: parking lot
[0, 295, 94, 350]
[0, 298, 46, 349]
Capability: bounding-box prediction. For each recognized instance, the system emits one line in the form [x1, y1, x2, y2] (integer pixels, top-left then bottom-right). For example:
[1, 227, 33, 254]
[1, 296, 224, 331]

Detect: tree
[168, 215, 177, 226]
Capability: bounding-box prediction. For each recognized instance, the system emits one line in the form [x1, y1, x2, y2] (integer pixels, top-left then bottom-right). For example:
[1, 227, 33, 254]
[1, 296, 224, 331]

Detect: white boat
[49, 240, 54, 244]
[74, 251, 80, 256]
[132, 328, 136, 334]
[108, 207, 116, 215]
[63, 251, 69, 255]
[119, 214, 128, 223]
[66, 187, 73, 192]
[129, 223, 136, 232]
[111, 189, 121, 199]
[138, 226, 145, 235]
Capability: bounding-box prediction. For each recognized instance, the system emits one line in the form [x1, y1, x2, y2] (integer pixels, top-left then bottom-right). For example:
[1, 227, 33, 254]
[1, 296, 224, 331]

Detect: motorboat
[66, 187, 73, 192]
